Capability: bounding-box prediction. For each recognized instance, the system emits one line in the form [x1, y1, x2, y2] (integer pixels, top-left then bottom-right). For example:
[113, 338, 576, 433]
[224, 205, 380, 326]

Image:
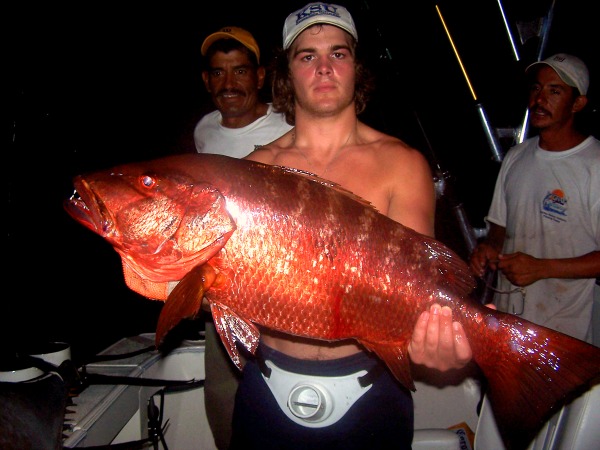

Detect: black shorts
[229, 344, 414, 450]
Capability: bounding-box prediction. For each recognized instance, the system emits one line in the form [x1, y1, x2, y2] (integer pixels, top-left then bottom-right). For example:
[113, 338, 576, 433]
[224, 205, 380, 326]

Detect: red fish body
[65, 153, 599, 449]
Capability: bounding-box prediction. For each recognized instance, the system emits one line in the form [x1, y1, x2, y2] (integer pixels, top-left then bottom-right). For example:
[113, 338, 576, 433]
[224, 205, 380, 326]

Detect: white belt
[261, 358, 373, 428]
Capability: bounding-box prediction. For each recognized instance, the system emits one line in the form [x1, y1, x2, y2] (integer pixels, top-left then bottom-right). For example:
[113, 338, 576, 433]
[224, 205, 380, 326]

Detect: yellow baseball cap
[201, 26, 260, 64]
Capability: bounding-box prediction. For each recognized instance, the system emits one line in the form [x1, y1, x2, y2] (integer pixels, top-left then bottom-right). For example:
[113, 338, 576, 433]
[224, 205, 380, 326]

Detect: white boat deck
[63, 333, 216, 449]
[62, 333, 599, 450]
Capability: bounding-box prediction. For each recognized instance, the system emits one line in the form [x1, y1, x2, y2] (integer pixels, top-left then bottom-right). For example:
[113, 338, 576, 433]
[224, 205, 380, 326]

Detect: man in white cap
[194, 25, 293, 450]
[470, 53, 600, 343]
[228, 3, 482, 448]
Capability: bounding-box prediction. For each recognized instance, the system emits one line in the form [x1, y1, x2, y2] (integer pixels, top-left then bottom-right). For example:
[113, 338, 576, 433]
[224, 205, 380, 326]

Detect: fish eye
[140, 175, 156, 188]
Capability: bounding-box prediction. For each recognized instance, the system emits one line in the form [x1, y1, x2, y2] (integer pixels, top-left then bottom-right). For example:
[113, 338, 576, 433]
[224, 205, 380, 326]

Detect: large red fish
[64, 154, 599, 449]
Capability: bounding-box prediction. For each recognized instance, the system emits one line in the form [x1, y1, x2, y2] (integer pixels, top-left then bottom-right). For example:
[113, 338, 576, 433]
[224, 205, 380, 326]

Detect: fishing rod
[435, 4, 505, 163]
[496, 0, 521, 62]
[514, 0, 557, 143]
[359, 1, 483, 261]
[415, 111, 497, 304]
[435, 1, 557, 153]
[413, 112, 479, 255]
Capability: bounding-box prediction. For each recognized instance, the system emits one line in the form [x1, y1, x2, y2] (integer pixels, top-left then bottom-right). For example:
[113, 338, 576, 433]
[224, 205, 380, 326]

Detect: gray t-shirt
[485, 135, 600, 342]
[194, 104, 293, 158]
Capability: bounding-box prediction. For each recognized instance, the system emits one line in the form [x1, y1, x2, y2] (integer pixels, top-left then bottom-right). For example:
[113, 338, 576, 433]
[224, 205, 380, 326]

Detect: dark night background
[7, 1, 598, 364]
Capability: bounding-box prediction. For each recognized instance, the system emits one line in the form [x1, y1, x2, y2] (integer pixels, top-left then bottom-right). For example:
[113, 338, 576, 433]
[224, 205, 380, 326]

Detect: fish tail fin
[473, 315, 600, 449]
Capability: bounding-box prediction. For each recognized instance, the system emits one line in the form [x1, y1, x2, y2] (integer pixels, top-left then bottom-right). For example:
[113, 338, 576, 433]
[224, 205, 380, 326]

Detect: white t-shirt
[485, 135, 600, 342]
[193, 103, 293, 158]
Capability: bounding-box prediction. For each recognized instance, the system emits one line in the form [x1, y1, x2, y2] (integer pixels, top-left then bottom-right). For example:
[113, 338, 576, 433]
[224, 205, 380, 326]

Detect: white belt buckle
[262, 359, 372, 428]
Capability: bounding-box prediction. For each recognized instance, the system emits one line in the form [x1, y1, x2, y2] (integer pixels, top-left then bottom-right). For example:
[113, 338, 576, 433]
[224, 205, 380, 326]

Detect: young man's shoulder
[368, 132, 429, 168]
[244, 129, 295, 164]
[359, 123, 419, 153]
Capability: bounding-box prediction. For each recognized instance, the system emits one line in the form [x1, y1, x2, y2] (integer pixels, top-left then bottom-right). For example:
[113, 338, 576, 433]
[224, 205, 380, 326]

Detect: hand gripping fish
[64, 154, 600, 450]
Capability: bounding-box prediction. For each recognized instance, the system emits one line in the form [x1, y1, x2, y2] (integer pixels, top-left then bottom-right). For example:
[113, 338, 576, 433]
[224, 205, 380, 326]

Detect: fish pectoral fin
[155, 263, 218, 347]
[211, 302, 260, 371]
[363, 342, 415, 392]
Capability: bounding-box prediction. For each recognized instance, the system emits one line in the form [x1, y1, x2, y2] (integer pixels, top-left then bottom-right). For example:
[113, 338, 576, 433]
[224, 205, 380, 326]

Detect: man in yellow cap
[194, 25, 292, 450]
[194, 26, 292, 157]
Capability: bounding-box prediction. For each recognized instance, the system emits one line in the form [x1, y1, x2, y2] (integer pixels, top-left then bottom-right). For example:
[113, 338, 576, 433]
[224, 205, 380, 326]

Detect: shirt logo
[541, 188, 567, 222]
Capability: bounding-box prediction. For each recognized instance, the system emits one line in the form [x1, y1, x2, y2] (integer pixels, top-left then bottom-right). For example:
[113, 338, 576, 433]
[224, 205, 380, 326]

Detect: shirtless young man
[229, 4, 476, 449]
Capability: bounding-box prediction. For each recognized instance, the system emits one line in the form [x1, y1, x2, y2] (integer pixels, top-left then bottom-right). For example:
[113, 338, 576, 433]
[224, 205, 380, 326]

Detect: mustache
[216, 89, 245, 97]
[531, 106, 551, 116]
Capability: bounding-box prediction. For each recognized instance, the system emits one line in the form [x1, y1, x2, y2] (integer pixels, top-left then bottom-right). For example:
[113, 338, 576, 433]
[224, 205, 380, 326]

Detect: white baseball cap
[526, 53, 589, 95]
[283, 2, 358, 50]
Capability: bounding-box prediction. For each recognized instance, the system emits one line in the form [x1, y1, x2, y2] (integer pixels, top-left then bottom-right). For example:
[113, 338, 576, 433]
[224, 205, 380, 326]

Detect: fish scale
[65, 153, 600, 450]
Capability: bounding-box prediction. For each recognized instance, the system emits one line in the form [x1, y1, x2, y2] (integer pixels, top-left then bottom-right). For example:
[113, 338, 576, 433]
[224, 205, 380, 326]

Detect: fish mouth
[64, 177, 115, 237]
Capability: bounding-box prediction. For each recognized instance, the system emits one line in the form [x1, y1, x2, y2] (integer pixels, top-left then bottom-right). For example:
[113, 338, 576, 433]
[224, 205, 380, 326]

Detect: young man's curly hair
[269, 27, 375, 126]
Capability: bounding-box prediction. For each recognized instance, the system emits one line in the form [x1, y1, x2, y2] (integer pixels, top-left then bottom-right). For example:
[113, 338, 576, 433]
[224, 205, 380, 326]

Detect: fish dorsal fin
[273, 165, 378, 211]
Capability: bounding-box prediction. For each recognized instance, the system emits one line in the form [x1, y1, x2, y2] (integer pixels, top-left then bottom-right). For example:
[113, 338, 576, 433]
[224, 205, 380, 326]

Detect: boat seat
[411, 368, 483, 450]
[412, 429, 462, 449]
[474, 382, 600, 449]
[410, 359, 600, 450]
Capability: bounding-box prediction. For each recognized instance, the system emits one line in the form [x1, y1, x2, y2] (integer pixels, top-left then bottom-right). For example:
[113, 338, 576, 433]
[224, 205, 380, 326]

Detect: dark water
[7, 0, 597, 365]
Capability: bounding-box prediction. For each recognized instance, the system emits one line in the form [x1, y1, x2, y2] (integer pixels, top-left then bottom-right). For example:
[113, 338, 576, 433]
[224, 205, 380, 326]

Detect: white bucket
[29, 341, 71, 367]
[0, 341, 71, 383]
[0, 360, 45, 383]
